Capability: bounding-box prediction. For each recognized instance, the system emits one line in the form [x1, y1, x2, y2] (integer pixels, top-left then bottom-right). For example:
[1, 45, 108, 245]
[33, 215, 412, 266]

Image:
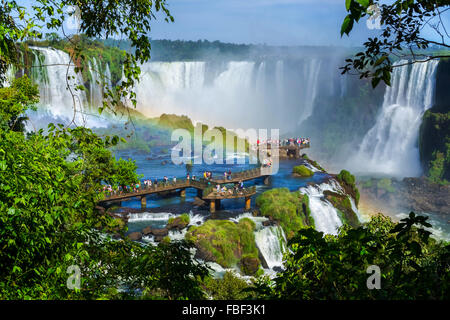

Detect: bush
[202, 271, 252, 300]
[293, 165, 314, 177]
[336, 170, 360, 205]
[256, 188, 313, 239]
[185, 219, 259, 270]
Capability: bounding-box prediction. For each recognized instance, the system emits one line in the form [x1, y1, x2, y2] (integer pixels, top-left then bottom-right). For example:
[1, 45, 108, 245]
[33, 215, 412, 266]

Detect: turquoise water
[115, 147, 330, 211]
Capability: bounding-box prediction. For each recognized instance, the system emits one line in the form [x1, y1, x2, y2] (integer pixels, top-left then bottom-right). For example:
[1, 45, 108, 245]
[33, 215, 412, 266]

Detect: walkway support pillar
[263, 176, 270, 185]
[140, 196, 147, 209]
[245, 197, 251, 211]
[197, 189, 202, 197]
[209, 200, 216, 213]
[180, 188, 186, 198]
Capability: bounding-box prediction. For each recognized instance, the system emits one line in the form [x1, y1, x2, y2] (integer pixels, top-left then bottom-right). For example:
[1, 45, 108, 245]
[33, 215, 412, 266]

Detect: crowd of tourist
[255, 137, 310, 147]
[101, 167, 261, 197]
[214, 180, 247, 196]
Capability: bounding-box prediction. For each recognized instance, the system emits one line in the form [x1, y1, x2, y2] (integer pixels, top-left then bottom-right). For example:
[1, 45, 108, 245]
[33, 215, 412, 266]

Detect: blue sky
[149, 0, 377, 46]
[18, 0, 450, 47]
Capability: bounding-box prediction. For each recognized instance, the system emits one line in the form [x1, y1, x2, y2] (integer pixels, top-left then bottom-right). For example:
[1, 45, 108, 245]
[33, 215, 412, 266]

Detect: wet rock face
[166, 217, 189, 231]
[142, 226, 152, 236]
[127, 232, 142, 241]
[152, 228, 169, 237]
[194, 245, 216, 263]
[358, 177, 450, 215]
[239, 256, 260, 276]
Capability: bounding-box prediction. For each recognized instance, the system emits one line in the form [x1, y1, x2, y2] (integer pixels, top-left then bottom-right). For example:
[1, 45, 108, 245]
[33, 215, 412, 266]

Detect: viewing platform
[98, 167, 270, 213]
[256, 142, 310, 159]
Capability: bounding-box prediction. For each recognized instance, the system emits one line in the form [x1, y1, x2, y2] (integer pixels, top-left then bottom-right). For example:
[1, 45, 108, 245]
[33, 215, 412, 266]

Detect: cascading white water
[353, 60, 439, 177]
[104, 63, 112, 90]
[88, 57, 103, 107]
[254, 226, 286, 270]
[298, 59, 322, 125]
[30, 47, 87, 121]
[299, 180, 345, 235]
[130, 58, 329, 132]
[25, 47, 107, 128]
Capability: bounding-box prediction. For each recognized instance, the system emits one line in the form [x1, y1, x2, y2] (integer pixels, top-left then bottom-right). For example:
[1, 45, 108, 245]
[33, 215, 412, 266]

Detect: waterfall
[25, 47, 107, 128]
[353, 60, 439, 177]
[254, 226, 286, 270]
[299, 180, 344, 235]
[105, 63, 112, 90]
[255, 62, 266, 95]
[298, 59, 322, 125]
[88, 57, 103, 108]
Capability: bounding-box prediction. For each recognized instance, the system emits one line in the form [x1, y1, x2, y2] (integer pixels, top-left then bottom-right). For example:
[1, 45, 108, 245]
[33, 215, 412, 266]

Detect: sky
[149, 0, 378, 46]
[18, 0, 450, 47]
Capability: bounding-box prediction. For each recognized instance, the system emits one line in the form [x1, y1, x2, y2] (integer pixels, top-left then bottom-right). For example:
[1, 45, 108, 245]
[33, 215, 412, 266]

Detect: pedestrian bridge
[98, 167, 271, 212]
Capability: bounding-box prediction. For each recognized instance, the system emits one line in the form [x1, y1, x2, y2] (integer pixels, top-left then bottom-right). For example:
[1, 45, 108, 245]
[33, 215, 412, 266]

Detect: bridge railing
[102, 167, 266, 199]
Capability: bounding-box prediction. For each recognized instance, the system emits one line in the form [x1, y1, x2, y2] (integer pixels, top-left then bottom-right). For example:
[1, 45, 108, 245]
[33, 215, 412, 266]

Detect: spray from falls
[353, 60, 439, 177]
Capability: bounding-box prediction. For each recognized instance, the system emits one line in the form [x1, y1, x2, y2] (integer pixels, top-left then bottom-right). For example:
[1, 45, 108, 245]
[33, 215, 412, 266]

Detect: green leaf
[346, 0, 352, 11]
[356, 0, 369, 8]
[340, 15, 354, 36]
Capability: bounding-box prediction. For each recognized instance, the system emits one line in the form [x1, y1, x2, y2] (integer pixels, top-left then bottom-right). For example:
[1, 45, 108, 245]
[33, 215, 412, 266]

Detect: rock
[272, 266, 283, 273]
[127, 232, 142, 241]
[262, 220, 273, 227]
[194, 245, 216, 262]
[167, 216, 189, 231]
[152, 228, 169, 237]
[239, 256, 260, 276]
[95, 205, 106, 213]
[193, 197, 206, 207]
[161, 160, 168, 165]
[142, 226, 152, 236]
[112, 233, 121, 240]
[154, 235, 165, 242]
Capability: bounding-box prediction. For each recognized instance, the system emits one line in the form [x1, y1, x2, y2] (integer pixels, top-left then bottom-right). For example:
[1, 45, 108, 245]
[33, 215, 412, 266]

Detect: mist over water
[20, 47, 443, 181]
[132, 57, 342, 133]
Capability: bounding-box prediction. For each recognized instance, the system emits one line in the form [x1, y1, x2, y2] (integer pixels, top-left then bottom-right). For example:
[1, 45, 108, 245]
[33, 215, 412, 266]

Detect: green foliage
[341, 0, 449, 87]
[202, 271, 252, 300]
[158, 113, 195, 132]
[0, 75, 39, 132]
[428, 151, 449, 185]
[0, 77, 209, 299]
[292, 165, 314, 177]
[336, 169, 360, 205]
[256, 188, 313, 239]
[419, 102, 450, 185]
[185, 219, 259, 270]
[167, 213, 190, 228]
[325, 192, 360, 228]
[377, 178, 396, 193]
[1, 0, 174, 116]
[252, 213, 450, 299]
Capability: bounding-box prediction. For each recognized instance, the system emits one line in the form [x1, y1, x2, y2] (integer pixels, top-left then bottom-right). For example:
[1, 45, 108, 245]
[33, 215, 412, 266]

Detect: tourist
[216, 184, 220, 193]
[187, 173, 190, 180]
[173, 177, 177, 184]
[228, 169, 232, 180]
